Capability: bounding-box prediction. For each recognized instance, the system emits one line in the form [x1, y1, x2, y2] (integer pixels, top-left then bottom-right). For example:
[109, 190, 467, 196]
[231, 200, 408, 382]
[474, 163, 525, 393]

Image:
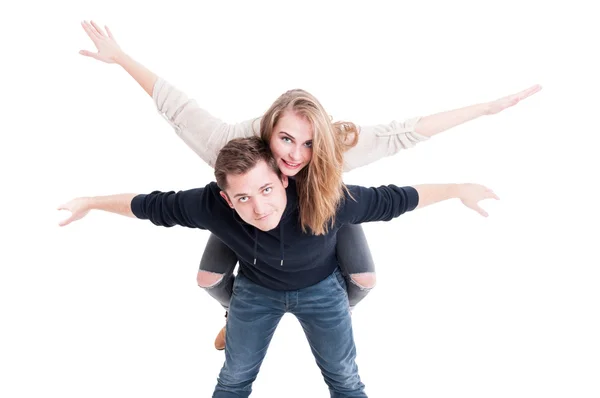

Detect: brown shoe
[214, 325, 226, 351]
[214, 311, 228, 351]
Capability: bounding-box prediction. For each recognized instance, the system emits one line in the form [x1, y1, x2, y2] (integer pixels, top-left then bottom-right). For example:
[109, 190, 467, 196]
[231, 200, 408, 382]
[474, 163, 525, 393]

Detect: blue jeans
[212, 268, 367, 398]
[199, 223, 376, 310]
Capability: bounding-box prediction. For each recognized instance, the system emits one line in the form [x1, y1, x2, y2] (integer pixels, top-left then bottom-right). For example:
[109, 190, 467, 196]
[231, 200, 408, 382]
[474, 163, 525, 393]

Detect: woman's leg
[335, 224, 377, 310]
[197, 234, 238, 350]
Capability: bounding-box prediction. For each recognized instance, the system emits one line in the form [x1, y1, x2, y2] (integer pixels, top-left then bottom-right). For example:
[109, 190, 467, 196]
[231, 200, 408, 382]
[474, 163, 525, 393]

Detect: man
[58, 137, 498, 397]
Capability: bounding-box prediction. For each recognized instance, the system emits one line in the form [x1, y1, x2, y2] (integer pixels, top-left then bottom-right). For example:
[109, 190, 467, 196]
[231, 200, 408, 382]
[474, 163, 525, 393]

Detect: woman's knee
[197, 270, 225, 288]
[349, 272, 376, 290]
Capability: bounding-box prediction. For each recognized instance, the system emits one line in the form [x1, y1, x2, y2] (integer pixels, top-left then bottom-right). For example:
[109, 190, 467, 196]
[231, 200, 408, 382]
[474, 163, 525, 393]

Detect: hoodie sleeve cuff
[403, 186, 419, 212]
[130, 194, 148, 219]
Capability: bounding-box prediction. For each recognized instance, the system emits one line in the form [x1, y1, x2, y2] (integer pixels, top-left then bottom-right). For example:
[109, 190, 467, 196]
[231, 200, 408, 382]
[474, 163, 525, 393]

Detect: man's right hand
[57, 197, 91, 227]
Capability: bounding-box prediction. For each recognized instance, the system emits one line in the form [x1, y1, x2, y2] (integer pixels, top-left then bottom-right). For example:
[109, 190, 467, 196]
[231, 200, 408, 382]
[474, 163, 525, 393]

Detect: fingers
[485, 188, 500, 200]
[57, 205, 73, 226]
[517, 84, 543, 100]
[506, 97, 519, 107]
[58, 216, 73, 227]
[105, 25, 115, 40]
[83, 20, 102, 40]
[492, 94, 518, 111]
[90, 20, 107, 37]
[498, 84, 542, 109]
[465, 202, 488, 217]
[78, 49, 98, 59]
[472, 189, 498, 216]
[473, 204, 489, 218]
[81, 21, 97, 41]
[57, 199, 73, 223]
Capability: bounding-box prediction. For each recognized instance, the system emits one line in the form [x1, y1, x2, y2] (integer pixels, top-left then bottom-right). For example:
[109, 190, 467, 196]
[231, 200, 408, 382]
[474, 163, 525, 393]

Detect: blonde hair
[260, 89, 358, 235]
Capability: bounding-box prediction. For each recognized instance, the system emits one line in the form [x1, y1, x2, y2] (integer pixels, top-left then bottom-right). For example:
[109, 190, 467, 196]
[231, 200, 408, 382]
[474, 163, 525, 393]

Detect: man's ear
[281, 174, 289, 188]
[220, 191, 234, 208]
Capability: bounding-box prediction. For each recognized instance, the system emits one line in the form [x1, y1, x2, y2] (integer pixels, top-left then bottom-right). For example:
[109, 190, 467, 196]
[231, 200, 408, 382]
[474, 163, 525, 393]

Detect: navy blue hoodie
[131, 180, 418, 291]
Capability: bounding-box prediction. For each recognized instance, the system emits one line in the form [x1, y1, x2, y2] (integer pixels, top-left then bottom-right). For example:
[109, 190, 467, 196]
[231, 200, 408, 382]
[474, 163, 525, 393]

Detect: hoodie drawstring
[252, 225, 285, 267]
[253, 229, 258, 265]
[280, 223, 284, 266]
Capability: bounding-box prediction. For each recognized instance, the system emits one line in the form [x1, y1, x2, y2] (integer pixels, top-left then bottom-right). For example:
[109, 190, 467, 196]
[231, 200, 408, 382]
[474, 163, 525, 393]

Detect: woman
[79, 20, 542, 350]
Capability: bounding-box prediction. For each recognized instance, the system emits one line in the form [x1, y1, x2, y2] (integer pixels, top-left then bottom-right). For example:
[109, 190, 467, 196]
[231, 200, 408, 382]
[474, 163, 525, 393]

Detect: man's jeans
[212, 268, 367, 398]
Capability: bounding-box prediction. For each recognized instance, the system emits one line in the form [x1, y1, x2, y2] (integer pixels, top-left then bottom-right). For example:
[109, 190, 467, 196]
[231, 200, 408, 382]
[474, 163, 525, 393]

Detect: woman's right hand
[79, 20, 124, 64]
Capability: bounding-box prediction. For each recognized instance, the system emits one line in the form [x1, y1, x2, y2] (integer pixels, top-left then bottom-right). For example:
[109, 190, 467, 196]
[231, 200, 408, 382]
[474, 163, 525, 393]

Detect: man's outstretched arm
[57, 194, 137, 226]
[413, 183, 499, 217]
[341, 183, 500, 225]
[58, 188, 214, 229]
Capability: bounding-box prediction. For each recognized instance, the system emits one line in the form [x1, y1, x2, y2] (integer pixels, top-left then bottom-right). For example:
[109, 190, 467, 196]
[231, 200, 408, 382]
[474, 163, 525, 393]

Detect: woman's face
[269, 110, 314, 177]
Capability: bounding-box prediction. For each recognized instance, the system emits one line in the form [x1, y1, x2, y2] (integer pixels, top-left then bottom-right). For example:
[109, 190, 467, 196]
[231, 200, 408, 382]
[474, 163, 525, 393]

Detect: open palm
[458, 184, 500, 217]
[79, 20, 123, 64]
[57, 198, 90, 227]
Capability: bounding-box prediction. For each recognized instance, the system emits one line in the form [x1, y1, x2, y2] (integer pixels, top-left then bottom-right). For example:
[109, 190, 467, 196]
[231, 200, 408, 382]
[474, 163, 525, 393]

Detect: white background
[2, 0, 599, 397]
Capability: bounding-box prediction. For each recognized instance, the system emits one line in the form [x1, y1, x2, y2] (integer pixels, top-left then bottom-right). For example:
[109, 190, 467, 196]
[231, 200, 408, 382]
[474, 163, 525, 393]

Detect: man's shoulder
[180, 182, 228, 212]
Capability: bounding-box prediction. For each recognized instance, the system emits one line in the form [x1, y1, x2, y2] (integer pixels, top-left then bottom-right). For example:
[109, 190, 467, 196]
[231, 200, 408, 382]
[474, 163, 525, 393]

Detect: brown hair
[260, 89, 358, 235]
[214, 137, 281, 190]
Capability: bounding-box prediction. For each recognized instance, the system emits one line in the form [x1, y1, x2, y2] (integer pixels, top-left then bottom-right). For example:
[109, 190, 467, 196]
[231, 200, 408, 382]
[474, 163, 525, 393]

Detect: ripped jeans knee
[349, 272, 376, 290]
[197, 270, 225, 289]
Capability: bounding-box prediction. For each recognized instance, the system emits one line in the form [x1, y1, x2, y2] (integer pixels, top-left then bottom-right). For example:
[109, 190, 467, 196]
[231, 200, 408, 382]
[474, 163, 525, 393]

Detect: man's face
[220, 160, 289, 231]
